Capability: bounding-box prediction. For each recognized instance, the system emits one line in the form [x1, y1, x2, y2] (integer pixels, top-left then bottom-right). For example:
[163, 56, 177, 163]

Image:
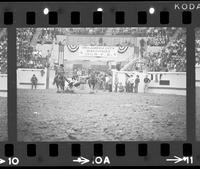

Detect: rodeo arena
[15, 27, 187, 141]
[0, 28, 7, 141]
[196, 29, 200, 141]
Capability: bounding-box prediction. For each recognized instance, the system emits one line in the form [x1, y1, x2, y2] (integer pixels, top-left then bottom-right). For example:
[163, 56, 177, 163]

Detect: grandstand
[147, 28, 186, 72]
[0, 28, 7, 74]
[16, 28, 186, 72]
[196, 29, 200, 65]
[196, 28, 200, 141]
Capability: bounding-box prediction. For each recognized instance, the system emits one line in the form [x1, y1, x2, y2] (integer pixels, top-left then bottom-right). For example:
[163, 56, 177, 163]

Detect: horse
[87, 74, 98, 92]
[53, 74, 65, 92]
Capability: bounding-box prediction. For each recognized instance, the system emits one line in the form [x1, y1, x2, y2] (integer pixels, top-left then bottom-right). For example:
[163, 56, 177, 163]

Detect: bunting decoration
[67, 45, 79, 52]
[118, 46, 129, 54]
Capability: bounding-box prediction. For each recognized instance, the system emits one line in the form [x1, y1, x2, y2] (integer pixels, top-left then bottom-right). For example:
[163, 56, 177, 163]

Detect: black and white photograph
[17, 27, 186, 141]
[195, 28, 200, 141]
[0, 28, 7, 141]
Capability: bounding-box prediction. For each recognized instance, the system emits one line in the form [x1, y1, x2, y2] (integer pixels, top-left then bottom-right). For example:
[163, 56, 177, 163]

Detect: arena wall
[16, 68, 187, 95]
[147, 72, 186, 96]
[112, 70, 147, 93]
[196, 65, 200, 87]
[112, 70, 186, 96]
[0, 74, 7, 97]
[17, 69, 47, 89]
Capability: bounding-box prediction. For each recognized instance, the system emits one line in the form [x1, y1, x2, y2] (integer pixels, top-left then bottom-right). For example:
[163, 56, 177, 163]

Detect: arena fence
[196, 65, 200, 87]
[112, 70, 186, 96]
[15, 68, 187, 96]
[17, 68, 47, 89]
[0, 74, 7, 97]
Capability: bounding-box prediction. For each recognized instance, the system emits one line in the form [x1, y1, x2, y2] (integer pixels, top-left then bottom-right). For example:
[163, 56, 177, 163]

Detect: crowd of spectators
[147, 36, 168, 46]
[36, 28, 107, 44]
[16, 27, 179, 47]
[16, 27, 186, 72]
[146, 28, 178, 47]
[147, 31, 186, 72]
[68, 28, 107, 35]
[37, 28, 57, 44]
[17, 28, 47, 68]
[0, 29, 7, 74]
[16, 28, 178, 38]
[196, 30, 200, 65]
[111, 27, 176, 36]
[17, 28, 35, 43]
[17, 53, 46, 69]
[196, 40, 200, 65]
[17, 28, 34, 68]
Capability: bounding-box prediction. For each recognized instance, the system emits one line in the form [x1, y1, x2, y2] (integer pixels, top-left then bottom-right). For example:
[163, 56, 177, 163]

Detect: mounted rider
[57, 64, 65, 77]
[87, 70, 97, 91]
[55, 64, 65, 81]
[53, 64, 66, 90]
[90, 71, 96, 80]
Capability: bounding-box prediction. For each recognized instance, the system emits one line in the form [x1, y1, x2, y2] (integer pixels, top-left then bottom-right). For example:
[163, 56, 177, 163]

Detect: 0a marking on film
[73, 156, 110, 165]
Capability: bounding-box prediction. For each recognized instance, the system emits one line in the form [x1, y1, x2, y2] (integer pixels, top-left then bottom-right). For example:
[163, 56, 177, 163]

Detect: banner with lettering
[78, 46, 118, 59]
[64, 45, 133, 61]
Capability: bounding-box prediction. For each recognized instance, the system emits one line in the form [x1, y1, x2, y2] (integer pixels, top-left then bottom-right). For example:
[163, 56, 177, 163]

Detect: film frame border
[0, 1, 198, 166]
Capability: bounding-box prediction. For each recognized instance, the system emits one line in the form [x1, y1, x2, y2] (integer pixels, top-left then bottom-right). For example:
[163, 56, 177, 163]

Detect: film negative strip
[0, 0, 199, 166]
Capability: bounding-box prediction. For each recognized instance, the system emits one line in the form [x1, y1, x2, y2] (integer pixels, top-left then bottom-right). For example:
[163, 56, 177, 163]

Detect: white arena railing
[17, 68, 47, 89]
[0, 74, 7, 97]
[13, 66, 200, 96]
[112, 70, 186, 96]
[196, 65, 200, 87]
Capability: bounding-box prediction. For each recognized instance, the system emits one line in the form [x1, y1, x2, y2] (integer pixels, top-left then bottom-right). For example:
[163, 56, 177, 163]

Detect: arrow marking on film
[0, 159, 6, 165]
[73, 157, 90, 165]
[166, 156, 183, 164]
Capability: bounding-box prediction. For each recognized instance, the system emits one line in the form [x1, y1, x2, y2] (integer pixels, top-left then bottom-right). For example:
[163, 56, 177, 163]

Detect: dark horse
[53, 74, 66, 92]
[88, 73, 98, 92]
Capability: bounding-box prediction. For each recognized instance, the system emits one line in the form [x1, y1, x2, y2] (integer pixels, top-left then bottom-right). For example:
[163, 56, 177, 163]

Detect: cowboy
[127, 74, 135, 93]
[57, 64, 65, 77]
[114, 74, 119, 92]
[53, 64, 66, 90]
[105, 74, 109, 91]
[108, 75, 112, 92]
[56, 64, 65, 82]
[134, 75, 140, 93]
[144, 75, 151, 93]
[31, 74, 38, 90]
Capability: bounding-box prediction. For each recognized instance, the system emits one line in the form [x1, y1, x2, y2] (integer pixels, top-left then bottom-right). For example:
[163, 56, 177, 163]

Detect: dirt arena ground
[0, 97, 7, 141]
[17, 89, 186, 141]
[196, 87, 200, 140]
